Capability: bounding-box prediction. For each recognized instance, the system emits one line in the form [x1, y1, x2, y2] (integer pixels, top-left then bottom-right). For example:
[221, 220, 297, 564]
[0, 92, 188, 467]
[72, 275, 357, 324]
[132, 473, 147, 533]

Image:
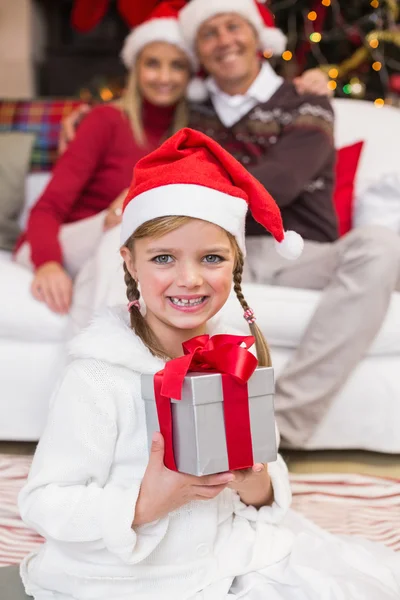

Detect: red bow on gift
[154, 334, 258, 471]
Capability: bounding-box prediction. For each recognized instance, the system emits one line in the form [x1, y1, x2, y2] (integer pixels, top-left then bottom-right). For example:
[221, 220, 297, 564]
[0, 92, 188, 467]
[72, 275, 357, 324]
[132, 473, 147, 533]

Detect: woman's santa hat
[121, 128, 303, 260]
[179, 0, 287, 102]
[120, 0, 197, 70]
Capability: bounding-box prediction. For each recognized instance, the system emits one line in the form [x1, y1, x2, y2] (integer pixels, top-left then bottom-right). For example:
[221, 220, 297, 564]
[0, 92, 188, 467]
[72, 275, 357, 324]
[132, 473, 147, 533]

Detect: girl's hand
[293, 68, 333, 98]
[228, 463, 274, 509]
[133, 433, 234, 527]
[31, 262, 73, 314]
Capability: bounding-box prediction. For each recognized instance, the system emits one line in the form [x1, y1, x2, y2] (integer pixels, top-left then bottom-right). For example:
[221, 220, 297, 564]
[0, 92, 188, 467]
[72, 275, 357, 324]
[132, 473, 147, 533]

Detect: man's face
[196, 13, 259, 87]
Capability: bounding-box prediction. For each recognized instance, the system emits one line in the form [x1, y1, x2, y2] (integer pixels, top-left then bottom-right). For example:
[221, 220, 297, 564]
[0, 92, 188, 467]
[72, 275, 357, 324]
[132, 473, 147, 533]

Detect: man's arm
[248, 98, 334, 209]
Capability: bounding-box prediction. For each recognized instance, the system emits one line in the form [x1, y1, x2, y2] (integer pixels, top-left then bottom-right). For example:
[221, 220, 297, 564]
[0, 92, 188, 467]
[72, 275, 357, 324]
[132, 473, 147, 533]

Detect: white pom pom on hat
[275, 230, 304, 260]
[186, 76, 209, 102]
[121, 127, 303, 262]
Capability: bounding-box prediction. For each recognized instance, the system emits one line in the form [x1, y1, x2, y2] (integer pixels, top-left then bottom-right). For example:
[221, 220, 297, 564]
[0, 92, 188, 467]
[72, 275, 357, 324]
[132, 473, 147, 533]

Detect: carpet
[1, 454, 400, 567]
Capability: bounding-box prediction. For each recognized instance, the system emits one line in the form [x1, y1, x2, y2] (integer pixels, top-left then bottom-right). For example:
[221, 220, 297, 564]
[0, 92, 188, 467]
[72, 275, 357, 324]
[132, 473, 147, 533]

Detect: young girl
[19, 129, 400, 599]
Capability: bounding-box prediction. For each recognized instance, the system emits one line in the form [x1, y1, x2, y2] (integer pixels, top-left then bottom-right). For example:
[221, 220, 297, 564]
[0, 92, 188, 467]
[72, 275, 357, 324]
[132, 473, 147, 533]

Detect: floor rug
[1, 454, 400, 567]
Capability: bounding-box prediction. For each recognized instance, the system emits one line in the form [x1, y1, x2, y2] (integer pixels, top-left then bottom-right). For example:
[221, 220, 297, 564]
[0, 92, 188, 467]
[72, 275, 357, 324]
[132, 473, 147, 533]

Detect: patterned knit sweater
[189, 82, 338, 243]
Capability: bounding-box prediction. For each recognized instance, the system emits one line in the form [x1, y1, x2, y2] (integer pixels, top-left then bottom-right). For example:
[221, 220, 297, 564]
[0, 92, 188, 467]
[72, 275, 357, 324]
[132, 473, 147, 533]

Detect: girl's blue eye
[204, 255, 224, 264]
[153, 255, 173, 264]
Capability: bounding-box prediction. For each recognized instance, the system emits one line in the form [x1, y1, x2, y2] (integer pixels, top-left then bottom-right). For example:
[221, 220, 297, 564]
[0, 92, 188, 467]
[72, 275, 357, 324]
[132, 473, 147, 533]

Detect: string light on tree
[307, 11, 317, 21]
[370, 0, 379, 7]
[369, 38, 379, 48]
[328, 68, 339, 79]
[374, 98, 385, 106]
[327, 80, 337, 91]
[372, 61, 382, 71]
[321, 0, 331, 6]
[310, 32, 322, 43]
[282, 50, 293, 61]
[349, 77, 366, 98]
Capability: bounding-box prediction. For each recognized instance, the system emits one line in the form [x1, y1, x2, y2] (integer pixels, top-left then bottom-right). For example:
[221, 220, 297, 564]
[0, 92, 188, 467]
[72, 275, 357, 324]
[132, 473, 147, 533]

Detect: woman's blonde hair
[119, 66, 189, 147]
[122, 216, 272, 367]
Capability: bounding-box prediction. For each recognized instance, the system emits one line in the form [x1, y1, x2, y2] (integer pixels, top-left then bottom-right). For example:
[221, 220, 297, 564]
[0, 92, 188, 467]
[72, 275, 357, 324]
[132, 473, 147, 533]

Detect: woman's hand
[228, 463, 274, 509]
[31, 262, 73, 314]
[293, 68, 333, 97]
[133, 433, 235, 527]
[58, 104, 92, 155]
[103, 188, 128, 231]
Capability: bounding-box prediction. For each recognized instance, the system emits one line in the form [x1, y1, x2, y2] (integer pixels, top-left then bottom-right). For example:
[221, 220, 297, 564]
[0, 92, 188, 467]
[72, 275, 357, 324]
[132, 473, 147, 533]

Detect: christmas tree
[271, 0, 400, 106]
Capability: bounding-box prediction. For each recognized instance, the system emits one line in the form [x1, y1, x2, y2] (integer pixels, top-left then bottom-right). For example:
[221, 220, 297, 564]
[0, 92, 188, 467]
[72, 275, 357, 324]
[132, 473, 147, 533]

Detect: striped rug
[1, 454, 400, 567]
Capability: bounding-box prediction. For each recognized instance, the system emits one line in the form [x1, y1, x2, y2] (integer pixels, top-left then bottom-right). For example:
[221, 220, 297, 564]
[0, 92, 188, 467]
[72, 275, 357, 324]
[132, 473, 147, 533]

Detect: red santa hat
[179, 0, 287, 56]
[120, 0, 197, 71]
[121, 128, 303, 260]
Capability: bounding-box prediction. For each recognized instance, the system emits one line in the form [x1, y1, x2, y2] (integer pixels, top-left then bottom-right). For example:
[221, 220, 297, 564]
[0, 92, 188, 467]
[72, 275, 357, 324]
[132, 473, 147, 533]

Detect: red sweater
[16, 102, 175, 268]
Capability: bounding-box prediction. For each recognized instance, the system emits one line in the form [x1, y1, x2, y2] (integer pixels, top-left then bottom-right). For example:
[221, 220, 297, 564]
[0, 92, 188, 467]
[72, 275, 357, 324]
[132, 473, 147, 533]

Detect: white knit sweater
[19, 307, 293, 600]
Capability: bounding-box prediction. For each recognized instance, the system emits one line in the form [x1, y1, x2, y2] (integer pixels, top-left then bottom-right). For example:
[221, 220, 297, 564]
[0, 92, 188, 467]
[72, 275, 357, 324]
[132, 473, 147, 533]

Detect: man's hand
[293, 68, 333, 98]
[103, 188, 128, 231]
[133, 433, 235, 527]
[31, 262, 73, 314]
[58, 104, 91, 155]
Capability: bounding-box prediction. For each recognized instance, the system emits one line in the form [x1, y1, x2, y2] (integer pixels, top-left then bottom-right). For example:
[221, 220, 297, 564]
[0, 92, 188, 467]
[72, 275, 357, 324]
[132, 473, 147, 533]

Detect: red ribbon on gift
[153, 334, 258, 471]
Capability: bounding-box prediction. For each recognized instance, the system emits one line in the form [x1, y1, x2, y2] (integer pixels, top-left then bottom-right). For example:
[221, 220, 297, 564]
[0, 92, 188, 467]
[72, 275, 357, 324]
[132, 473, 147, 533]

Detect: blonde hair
[122, 216, 272, 367]
[119, 67, 189, 147]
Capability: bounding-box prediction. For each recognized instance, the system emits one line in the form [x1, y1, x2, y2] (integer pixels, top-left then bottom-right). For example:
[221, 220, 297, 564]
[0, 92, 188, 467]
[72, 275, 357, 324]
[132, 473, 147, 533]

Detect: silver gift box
[141, 367, 277, 476]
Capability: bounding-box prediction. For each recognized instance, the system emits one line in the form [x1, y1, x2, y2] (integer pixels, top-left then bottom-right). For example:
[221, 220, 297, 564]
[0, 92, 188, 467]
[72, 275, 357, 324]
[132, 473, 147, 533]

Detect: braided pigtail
[123, 262, 168, 359]
[232, 250, 272, 367]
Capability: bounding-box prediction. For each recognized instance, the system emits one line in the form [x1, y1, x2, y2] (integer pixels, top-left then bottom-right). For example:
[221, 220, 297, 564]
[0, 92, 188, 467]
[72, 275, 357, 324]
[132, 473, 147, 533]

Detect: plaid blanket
[0, 99, 82, 172]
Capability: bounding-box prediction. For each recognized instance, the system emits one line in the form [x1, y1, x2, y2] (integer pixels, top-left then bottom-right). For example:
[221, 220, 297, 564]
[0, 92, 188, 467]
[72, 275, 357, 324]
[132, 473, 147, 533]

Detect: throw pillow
[0, 132, 36, 251]
[333, 140, 364, 236]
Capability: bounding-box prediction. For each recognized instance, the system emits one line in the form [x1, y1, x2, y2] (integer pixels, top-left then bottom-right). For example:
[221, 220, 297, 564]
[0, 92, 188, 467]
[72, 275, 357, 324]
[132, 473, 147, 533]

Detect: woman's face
[136, 41, 191, 106]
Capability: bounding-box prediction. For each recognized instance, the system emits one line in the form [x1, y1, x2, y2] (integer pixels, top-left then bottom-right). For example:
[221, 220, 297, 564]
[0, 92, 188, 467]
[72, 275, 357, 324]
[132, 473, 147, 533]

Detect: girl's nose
[176, 263, 203, 288]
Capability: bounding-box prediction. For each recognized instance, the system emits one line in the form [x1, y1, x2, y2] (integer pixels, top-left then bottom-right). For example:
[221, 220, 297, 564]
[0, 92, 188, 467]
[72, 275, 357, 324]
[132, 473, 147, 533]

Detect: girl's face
[122, 219, 236, 345]
[136, 41, 191, 106]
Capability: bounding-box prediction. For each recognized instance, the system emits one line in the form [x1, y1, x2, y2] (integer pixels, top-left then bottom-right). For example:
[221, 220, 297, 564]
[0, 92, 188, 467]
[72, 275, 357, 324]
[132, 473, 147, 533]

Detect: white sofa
[1, 98, 400, 451]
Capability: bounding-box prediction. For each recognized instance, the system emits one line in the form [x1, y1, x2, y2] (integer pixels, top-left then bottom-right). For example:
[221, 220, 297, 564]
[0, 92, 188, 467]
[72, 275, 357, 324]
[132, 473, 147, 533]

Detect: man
[178, 0, 400, 446]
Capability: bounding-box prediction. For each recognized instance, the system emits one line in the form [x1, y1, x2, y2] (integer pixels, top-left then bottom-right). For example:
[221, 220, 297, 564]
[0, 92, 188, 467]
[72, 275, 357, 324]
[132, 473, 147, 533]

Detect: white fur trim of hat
[121, 18, 198, 70]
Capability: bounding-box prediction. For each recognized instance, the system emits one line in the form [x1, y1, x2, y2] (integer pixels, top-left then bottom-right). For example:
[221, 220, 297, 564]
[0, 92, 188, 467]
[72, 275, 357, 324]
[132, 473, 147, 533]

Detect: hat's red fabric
[124, 127, 284, 242]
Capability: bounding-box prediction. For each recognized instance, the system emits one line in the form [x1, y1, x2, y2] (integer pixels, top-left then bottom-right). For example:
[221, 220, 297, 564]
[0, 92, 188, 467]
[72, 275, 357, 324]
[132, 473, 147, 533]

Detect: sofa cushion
[0, 99, 81, 172]
[333, 141, 364, 236]
[0, 132, 36, 251]
[0, 259, 70, 342]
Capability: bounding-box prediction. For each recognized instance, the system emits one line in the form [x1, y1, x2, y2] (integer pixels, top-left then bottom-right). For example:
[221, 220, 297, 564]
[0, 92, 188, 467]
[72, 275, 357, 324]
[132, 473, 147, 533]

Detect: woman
[14, 0, 195, 315]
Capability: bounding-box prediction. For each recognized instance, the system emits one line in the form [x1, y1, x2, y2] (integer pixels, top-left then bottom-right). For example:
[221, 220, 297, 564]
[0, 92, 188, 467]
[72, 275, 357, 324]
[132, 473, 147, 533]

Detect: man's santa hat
[179, 0, 287, 102]
[121, 128, 303, 260]
[179, 0, 286, 56]
[120, 0, 197, 70]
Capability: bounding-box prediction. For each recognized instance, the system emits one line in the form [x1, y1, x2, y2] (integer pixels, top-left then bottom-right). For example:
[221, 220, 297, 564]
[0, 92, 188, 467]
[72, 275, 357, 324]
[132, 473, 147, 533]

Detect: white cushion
[333, 99, 400, 198]
[0, 259, 70, 342]
[220, 284, 400, 356]
[19, 172, 51, 229]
